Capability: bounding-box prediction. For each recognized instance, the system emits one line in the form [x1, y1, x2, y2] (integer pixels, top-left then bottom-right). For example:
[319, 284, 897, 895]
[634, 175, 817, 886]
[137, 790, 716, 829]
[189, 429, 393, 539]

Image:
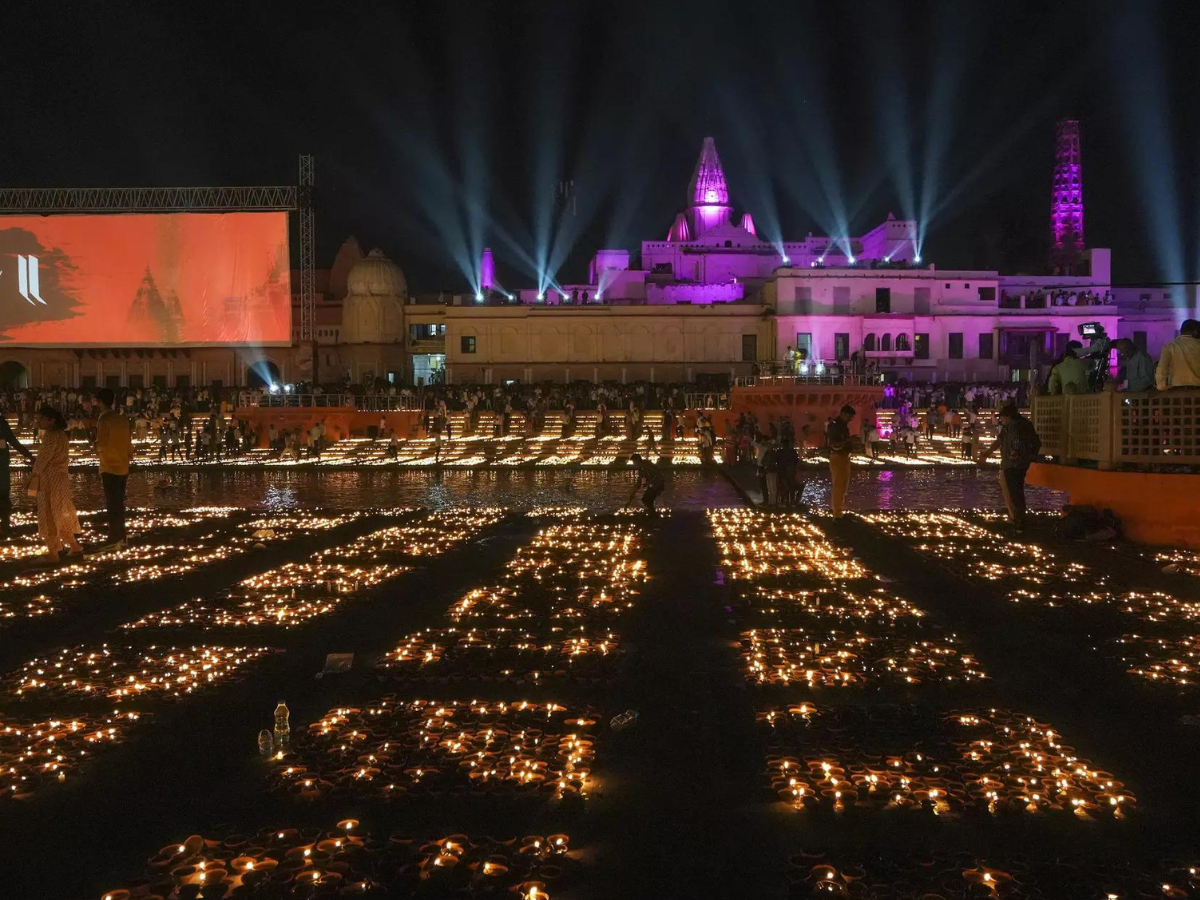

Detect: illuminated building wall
[441, 302, 771, 384]
[770, 266, 1121, 380]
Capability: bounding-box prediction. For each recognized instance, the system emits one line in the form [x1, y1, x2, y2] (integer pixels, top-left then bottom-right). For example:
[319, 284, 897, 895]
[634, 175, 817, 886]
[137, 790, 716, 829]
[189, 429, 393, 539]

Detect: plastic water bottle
[257, 729, 274, 757]
[273, 701, 291, 754]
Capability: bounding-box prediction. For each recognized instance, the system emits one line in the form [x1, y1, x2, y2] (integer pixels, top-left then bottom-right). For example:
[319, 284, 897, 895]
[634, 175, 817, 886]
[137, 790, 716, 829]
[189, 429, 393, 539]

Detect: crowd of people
[879, 381, 1028, 410]
[999, 288, 1115, 309]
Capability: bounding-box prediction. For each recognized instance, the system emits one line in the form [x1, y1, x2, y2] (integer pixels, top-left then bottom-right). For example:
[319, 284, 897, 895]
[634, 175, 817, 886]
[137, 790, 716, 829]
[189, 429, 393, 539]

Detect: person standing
[825, 404, 856, 518]
[976, 404, 1041, 534]
[864, 421, 881, 460]
[752, 431, 772, 506]
[95, 388, 133, 549]
[775, 438, 799, 507]
[1113, 339, 1155, 392]
[1155, 319, 1200, 390]
[1, 412, 34, 534]
[960, 422, 977, 460]
[30, 406, 84, 560]
[762, 438, 779, 508]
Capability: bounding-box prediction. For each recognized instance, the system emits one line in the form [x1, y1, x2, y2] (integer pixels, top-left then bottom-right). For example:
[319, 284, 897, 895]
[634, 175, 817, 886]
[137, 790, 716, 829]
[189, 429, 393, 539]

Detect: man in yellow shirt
[1155, 319, 1200, 390]
[825, 404, 856, 518]
[95, 388, 133, 549]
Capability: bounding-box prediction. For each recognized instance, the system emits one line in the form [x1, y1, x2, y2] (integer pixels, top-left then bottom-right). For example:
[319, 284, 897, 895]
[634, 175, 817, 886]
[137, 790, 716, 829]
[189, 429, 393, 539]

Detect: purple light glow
[688, 137, 729, 207]
[480, 247, 496, 291]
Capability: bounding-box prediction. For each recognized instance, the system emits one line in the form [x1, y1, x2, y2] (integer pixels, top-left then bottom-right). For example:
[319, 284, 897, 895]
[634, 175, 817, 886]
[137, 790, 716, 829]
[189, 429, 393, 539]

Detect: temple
[505, 136, 919, 308]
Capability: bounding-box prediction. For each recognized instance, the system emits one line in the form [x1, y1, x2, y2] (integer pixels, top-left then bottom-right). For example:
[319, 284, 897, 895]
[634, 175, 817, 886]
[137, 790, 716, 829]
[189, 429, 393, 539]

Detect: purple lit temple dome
[686, 137, 733, 237]
[667, 213, 692, 242]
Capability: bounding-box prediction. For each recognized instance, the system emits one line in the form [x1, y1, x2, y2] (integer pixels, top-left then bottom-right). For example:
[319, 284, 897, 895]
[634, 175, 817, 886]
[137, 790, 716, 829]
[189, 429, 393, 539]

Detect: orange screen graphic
[0, 212, 291, 346]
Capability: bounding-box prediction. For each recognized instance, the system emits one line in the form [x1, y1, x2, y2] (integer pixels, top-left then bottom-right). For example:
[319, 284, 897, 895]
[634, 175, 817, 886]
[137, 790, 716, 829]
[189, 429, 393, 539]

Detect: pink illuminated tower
[480, 247, 495, 291]
[1050, 119, 1085, 272]
[686, 137, 733, 237]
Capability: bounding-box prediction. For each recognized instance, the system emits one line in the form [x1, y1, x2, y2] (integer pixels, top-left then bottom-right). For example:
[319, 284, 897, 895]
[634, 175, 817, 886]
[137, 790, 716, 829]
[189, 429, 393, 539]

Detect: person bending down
[628, 452, 665, 514]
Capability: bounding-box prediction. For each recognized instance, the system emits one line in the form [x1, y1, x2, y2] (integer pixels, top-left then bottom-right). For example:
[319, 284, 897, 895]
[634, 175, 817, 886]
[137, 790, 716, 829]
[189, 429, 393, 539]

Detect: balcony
[407, 337, 445, 354]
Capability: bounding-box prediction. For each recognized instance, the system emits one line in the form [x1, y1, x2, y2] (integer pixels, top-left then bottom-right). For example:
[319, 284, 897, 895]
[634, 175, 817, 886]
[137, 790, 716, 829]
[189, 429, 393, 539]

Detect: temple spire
[688, 137, 729, 206]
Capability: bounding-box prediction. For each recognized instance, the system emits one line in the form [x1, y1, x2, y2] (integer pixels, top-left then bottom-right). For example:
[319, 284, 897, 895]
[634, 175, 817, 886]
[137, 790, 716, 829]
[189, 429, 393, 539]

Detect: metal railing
[253, 393, 355, 409]
[356, 395, 423, 412]
[735, 373, 880, 388]
[1031, 388, 1200, 469]
[685, 392, 731, 410]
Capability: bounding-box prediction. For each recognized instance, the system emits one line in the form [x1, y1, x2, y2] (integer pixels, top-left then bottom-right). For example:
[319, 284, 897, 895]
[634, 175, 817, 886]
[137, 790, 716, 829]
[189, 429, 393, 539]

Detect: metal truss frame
[0, 154, 317, 342]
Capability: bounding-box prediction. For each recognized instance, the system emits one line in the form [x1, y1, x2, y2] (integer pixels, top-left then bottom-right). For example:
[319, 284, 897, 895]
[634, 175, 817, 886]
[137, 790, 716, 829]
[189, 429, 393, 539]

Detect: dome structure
[341, 248, 406, 344]
[346, 248, 408, 298]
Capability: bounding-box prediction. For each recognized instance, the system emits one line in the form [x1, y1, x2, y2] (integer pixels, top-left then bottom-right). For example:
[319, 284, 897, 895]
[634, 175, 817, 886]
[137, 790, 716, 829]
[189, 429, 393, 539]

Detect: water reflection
[46, 469, 742, 512]
[13, 467, 1060, 514]
[845, 468, 1061, 511]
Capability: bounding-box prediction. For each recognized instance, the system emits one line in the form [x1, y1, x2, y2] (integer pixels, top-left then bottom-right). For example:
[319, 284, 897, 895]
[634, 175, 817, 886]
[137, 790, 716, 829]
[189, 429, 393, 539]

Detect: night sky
[4, 0, 1199, 291]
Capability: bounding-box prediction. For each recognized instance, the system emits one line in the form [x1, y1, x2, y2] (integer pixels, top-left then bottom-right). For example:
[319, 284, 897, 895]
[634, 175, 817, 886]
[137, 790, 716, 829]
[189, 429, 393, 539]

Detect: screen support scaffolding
[0, 154, 316, 344]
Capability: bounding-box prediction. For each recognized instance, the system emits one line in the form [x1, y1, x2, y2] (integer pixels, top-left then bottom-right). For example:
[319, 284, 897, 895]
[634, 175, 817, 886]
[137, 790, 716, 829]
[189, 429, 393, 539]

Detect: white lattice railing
[1032, 388, 1200, 468]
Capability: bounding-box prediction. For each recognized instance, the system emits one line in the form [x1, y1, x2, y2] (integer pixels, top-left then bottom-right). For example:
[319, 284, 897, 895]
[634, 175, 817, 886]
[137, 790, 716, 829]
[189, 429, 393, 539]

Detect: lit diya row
[0, 509, 361, 625]
[379, 513, 646, 682]
[787, 850, 1198, 899]
[120, 508, 505, 630]
[2, 644, 275, 702]
[708, 510, 981, 687]
[115, 509, 363, 584]
[861, 511, 1200, 689]
[97, 819, 576, 900]
[761, 704, 1134, 819]
[709, 509, 871, 582]
[742, 627, 987, 688]
[1112, 633, 1200, 690]
[2, 710, 143, 800]
[267, 698, 596, 802]
[2, 507, 250, 600]
[40, 422, 704, 468]
[860, 510, 1200, 625]
[744, 585, 926, 627]
[707, 511, 1134, 822]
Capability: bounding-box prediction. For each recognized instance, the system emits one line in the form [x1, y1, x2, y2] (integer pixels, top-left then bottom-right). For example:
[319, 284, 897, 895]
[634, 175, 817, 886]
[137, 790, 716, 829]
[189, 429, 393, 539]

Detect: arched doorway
[0, 361, 29, 390]
[247, 360, 281, 389]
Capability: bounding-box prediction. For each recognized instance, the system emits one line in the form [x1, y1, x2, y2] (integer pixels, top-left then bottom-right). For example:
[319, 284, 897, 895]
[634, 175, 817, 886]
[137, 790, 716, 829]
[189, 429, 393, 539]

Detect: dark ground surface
[2, 489, 1198, 899]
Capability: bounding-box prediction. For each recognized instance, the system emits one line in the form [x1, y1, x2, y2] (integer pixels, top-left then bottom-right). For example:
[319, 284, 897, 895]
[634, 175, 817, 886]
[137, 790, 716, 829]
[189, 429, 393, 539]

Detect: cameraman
[1077, 325, 1113, 392]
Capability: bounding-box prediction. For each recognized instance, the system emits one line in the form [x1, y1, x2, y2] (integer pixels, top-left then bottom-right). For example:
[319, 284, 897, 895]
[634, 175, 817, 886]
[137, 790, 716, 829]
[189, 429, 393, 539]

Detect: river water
[11, 467, 1064, 513]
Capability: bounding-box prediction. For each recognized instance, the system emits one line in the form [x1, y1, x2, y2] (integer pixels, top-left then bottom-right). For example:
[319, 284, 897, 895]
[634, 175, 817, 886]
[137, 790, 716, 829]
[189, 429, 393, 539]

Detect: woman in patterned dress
[31, 406, 83, 561]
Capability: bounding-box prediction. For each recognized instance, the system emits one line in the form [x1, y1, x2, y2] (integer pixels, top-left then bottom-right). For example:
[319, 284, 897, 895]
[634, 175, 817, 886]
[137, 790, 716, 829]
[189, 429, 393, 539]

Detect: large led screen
[0, 212, 291, 346]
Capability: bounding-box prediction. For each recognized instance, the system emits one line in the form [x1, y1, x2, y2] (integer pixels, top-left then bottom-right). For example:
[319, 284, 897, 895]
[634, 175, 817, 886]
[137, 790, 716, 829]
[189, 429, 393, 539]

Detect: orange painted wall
[1028, 462, 1200, 549]
[233, 408, 423, 446]
[723, 384, 885, 446]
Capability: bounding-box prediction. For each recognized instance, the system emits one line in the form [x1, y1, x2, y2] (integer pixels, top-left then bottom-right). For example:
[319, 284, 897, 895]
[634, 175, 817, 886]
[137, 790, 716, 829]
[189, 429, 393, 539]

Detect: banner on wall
[0, 212, 291, 346]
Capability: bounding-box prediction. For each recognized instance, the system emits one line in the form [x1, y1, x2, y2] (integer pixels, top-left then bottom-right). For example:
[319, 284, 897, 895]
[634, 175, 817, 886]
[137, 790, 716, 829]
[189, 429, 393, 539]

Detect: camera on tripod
[1078, 322, 1111, 391]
